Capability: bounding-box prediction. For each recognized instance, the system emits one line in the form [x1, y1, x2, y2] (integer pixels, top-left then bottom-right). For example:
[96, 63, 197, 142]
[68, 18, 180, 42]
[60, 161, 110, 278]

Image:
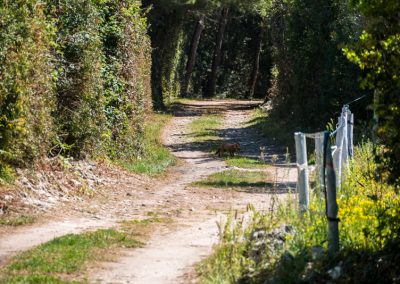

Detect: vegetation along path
[0, 100, 296, 283]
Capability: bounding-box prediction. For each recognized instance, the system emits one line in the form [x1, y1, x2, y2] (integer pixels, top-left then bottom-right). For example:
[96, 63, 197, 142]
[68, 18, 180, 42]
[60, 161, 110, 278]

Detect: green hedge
[98, 0, 152, 160]
[0, 0, 152, 178]
[0, 1, 55, 176]
[48, 0, 106, 158]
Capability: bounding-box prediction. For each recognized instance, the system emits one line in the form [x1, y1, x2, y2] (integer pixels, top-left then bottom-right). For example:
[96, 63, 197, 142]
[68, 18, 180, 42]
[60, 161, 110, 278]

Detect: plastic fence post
[294, 132, 309, 213]
[333, 115, 344, 189]
[315, 133, 324, 192]
[324, 131, 339, 255]
[341, 109, 349, 166]
[347, 111, 354, 158]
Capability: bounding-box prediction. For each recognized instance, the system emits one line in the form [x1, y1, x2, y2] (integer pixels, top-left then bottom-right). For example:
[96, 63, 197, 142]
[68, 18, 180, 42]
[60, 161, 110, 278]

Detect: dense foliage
[344, 0, 400, 183]
[0, 0, 152, 178]
[0, 1, 55, 177]
[145, 0, 370, 142]
[144, 0, 273, 108]
[48, 0, 105, 158]
[266, 0, 366, 133]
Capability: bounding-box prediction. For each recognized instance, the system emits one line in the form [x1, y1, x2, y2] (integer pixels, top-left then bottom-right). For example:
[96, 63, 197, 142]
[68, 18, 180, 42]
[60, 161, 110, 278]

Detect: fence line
[294, 105, 354, 254]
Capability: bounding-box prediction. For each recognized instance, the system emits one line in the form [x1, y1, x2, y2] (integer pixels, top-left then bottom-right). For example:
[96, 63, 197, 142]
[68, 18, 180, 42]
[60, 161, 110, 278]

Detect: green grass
[193, 169, 270, 189]
[121, 114, 176, 175]
[0, 215, 35, 226]
[119, 215, 172, 227]
[187, 114, 223, 143]
[0, 229, 142, 283]
[225, 156, 269, 169]
[197, 209, 276, 284]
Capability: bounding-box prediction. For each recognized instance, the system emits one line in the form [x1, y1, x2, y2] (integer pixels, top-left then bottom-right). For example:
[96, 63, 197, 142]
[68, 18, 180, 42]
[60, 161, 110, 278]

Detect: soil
[0, 100, 297, 283]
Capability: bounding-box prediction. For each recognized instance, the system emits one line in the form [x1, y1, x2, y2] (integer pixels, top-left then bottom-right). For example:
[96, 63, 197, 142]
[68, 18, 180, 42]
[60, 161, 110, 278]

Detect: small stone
[126, 192, 132, 196]
[327, 262, 342, 280]
[4, 195, 13, 201]
[311, 246, 325, 260]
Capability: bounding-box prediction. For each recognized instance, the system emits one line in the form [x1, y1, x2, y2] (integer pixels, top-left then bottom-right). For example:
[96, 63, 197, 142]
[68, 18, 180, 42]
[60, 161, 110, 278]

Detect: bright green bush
[0, 1, 55, 176]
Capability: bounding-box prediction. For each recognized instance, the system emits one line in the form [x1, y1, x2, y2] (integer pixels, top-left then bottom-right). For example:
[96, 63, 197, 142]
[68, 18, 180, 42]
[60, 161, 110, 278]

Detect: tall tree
[204, 7, 229, 98]
[246, 27, 263, 99]
[182, 16, 205, 97]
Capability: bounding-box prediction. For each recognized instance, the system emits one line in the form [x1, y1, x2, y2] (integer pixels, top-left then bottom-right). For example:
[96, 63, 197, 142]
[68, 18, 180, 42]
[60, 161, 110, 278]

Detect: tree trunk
[182, 16, 205, 97]
[204, 7, 229, 98]
[246, 29, 263, 99]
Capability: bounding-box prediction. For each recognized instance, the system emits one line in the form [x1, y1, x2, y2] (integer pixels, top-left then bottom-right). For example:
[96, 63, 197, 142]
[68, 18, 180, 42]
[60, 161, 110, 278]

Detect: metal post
[294, 132, 309, 213]
[324, 132, 339, 255]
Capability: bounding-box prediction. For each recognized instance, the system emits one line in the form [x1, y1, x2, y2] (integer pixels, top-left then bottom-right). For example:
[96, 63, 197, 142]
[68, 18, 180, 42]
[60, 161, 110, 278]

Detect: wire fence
[294, 105, 354, 254]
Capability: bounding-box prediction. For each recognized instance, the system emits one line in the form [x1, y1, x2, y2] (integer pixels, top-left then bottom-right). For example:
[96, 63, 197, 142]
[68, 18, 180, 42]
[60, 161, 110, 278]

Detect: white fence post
[333, 116, 343, 189]
[315, 133, 325, 192]
[341, 107, 349, 166]
[294, 132, 309, 213]
[347, 110, 354, 158]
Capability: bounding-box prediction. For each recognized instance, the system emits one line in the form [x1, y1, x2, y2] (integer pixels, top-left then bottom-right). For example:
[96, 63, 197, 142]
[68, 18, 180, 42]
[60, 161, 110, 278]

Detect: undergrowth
[248, 108, 293, 150]
[198, 142, 400, 283]
[120, 113, 176, 175]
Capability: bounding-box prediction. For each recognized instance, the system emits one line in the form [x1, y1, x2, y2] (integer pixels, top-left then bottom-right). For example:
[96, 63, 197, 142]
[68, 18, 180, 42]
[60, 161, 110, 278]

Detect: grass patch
[193, 170, 270, 188]
[119, 215, 172, 227]
[121, 113, 176, 175]
[0, 215, 35, 226]
[225, 156, 269, 169]
[0, 229, 142, 283]
[187, 114, 223, 143]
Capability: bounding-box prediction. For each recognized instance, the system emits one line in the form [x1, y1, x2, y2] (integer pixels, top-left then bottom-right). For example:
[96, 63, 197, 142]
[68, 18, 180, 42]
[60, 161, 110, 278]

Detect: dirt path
[90, 100, 296, 283]
[0, 100, 296, 283]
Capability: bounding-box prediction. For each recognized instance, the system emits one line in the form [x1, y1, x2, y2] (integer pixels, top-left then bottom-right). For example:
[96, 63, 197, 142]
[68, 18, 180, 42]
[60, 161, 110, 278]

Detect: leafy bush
[47, 0, 106, 158]
[98, 0, 153, 161]
[1, 0, 153, 177]
[344, 0, 400, 184]
[0, 1, 55, 177]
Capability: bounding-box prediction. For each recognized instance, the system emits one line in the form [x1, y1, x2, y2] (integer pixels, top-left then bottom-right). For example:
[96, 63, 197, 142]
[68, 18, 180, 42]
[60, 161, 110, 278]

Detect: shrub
[0, 1, 55, 176]
[98, 0, 152, 161]
[47, 0, 106, 158]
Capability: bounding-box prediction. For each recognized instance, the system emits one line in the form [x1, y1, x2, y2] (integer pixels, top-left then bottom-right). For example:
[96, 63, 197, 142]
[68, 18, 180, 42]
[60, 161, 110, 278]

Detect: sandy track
[0, 100, 296, 283]
[90, 100, 296, 283]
